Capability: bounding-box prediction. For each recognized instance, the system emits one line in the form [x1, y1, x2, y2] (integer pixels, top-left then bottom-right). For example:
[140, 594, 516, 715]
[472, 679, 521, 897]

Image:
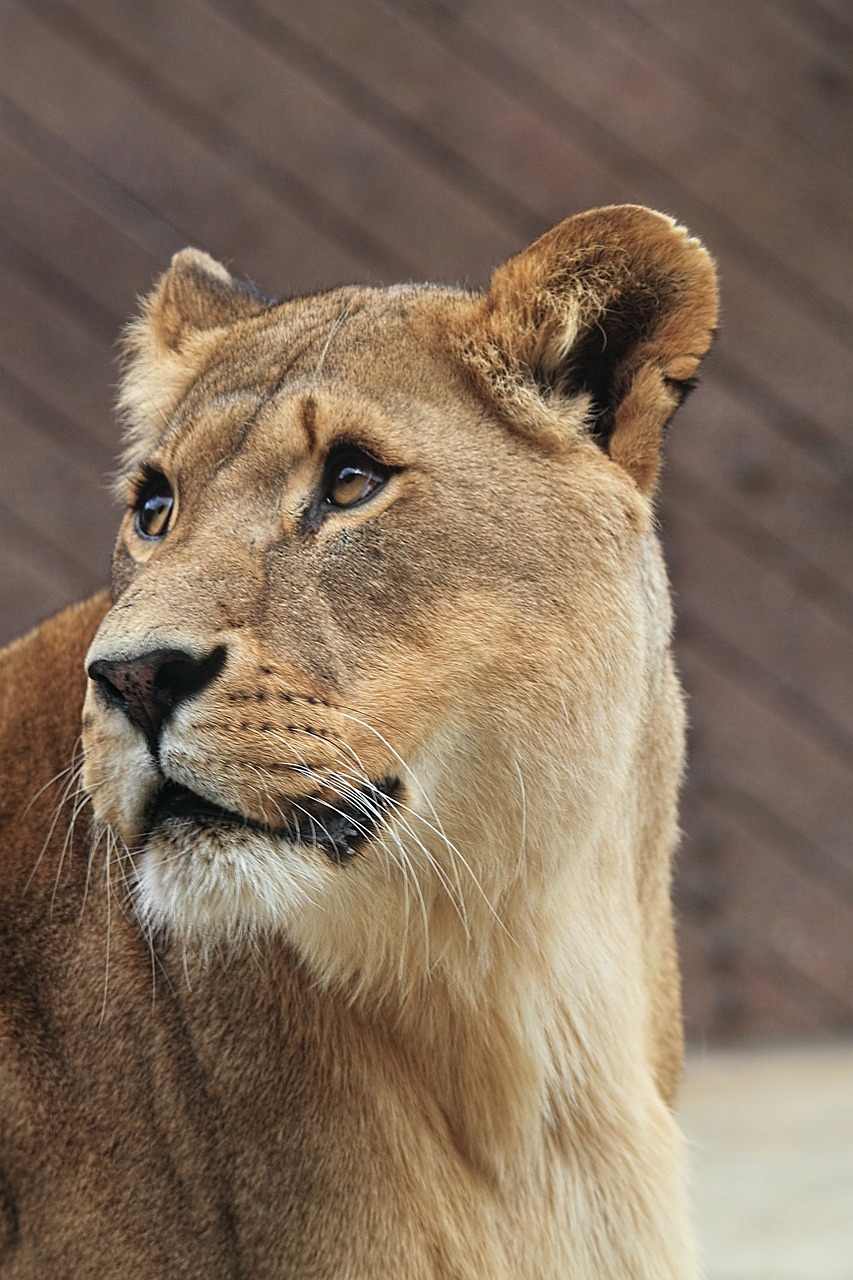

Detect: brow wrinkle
[301, 394, 318, 453]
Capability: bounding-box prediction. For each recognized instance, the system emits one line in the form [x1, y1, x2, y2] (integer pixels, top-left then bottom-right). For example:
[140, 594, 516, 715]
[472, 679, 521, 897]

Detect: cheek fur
[110, 537, 140, 602]
[82, 719, 159, 842]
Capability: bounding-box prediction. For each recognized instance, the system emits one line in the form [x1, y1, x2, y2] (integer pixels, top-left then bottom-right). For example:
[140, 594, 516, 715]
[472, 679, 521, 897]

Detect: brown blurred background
[1, 0, 851, 1045]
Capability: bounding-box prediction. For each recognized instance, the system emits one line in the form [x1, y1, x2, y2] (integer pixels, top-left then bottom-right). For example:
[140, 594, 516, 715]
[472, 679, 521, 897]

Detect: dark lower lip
[147, 778, 401, 864]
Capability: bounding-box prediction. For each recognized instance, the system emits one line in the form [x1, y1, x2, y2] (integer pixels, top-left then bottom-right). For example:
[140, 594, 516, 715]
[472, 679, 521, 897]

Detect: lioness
[0, 206, 717, 1278]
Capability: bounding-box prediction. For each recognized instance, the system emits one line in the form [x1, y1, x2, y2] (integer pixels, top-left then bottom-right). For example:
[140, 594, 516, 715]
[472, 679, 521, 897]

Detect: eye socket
[133, 472, 175, 540]
[323, 450, 391, 510]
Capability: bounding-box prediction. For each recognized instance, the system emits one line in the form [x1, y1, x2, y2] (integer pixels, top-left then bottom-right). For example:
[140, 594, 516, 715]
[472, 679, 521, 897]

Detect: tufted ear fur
[116, 249, 273, 485]
[460, 205, 718, 493]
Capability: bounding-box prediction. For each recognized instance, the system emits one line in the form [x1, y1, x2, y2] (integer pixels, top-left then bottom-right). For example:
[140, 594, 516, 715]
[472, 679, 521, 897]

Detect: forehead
[176, 283, 469, 413]
[152, 284, 480, 480]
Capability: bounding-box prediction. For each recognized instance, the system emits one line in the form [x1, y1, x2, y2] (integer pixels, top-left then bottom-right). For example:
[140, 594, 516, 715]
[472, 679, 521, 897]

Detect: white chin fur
[133, 823, 329, 945]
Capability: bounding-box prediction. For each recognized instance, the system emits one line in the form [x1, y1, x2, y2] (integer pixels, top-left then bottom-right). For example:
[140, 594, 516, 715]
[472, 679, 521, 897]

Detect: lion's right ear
[117, 249, 273, 482]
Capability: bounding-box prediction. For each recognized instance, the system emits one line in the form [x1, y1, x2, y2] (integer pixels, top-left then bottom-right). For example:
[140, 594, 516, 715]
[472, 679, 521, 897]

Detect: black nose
[87, 646, 227, 749]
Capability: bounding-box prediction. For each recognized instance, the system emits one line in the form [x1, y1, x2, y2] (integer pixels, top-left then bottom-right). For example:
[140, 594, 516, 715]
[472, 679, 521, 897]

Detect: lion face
[81, 207, 717, 978]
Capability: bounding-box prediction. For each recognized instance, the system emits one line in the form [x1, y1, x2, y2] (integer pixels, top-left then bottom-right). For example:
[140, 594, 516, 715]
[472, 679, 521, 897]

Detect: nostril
[86, 645, 228, 748]
[155, 646, 227, 704]
[88, 662, 132, 713]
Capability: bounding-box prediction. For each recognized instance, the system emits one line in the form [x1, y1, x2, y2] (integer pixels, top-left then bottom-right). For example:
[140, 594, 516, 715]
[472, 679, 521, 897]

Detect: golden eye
[324, 452, 389, 509]
[133, 474, 174, 539]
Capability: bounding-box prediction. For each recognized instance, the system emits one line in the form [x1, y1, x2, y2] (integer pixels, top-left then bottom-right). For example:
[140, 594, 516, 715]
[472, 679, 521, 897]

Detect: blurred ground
[681, 1042, 853, 1279]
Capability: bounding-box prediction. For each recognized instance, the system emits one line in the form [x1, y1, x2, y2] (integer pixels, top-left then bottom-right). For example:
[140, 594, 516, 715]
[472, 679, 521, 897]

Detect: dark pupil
[137, 489, 173, 537]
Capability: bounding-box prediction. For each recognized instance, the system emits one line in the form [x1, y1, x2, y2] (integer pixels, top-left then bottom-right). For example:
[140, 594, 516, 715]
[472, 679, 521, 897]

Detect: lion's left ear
[461, 205, 718, 493]
[116, 250, 274, 483]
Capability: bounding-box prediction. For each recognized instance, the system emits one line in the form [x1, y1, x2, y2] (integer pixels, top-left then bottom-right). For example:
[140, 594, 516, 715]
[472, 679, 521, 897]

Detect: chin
[132, 820, 331, 946]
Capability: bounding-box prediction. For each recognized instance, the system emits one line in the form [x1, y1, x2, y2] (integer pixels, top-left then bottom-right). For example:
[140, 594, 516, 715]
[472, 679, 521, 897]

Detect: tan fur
[0, 206, 717, 1277]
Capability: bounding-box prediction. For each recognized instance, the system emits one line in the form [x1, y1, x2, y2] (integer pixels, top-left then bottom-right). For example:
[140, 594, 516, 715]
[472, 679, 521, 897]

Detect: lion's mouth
[147, 778, 401, 864]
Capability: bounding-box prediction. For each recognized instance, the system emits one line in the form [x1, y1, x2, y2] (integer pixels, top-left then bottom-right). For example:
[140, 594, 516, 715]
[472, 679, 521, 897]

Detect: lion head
[81, 205, 717, 1006]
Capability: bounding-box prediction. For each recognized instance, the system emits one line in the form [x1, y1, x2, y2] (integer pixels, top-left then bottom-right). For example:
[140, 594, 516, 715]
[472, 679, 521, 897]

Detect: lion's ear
[117, 250, 273, 481]
[140, 248, 272, 353]
[463, 205, 718, 493]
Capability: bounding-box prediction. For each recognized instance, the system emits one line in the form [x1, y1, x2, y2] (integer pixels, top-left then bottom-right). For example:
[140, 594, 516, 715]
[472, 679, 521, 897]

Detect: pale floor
[680, 1042, 853, 1280]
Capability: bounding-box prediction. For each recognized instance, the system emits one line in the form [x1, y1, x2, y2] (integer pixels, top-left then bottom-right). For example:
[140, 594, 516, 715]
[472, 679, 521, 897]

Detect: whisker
[314, 295, 356, 376]
[25, 749, 87, 892]
[50, 785, 92, 910]
[99, 823, 115, 1026]
[513, 754, 528, 877]
[247, 757, 420, 971]
[21, 743, 83, 818]
[242, 720, 496, 937]
[325, 766, 469, 939]
[334, 710, 468, 865]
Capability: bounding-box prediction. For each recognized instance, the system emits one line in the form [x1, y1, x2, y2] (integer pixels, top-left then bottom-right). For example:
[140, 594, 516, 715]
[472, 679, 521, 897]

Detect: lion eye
[324, 452, 389, 509]
[133, 474, 174, 539]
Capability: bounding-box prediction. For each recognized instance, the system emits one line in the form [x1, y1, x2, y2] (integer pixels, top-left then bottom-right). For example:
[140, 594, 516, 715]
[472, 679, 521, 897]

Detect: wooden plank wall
[1, 0, 850, 1042]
